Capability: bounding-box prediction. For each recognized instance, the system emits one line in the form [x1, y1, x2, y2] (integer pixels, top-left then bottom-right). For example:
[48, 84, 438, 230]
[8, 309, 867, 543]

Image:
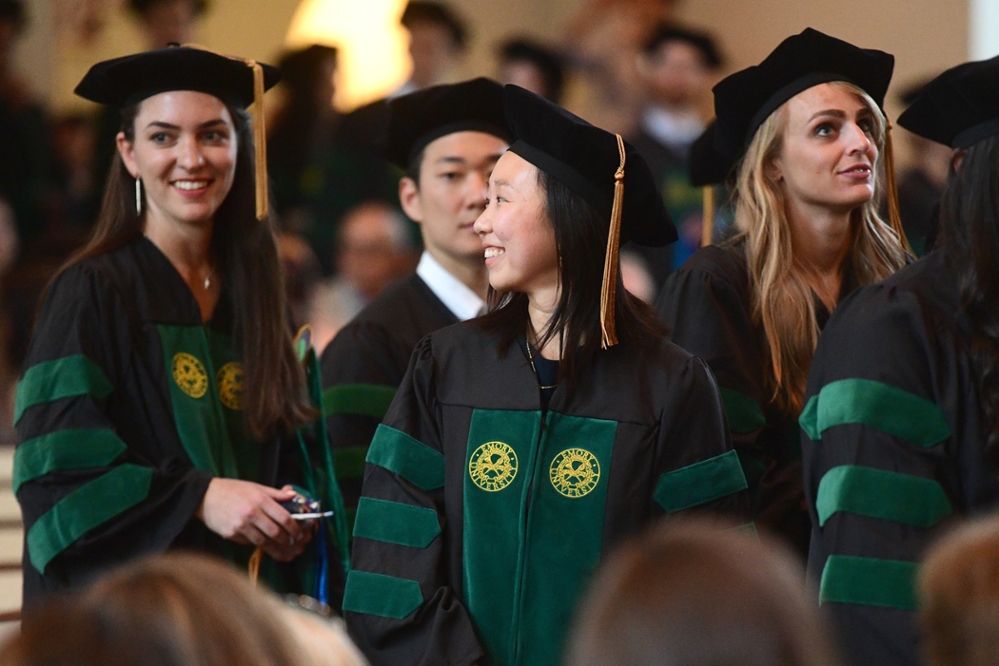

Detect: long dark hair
[939, 133, 999, 468]
[476, 168, 666, 383]
[60, 100, 313, 439]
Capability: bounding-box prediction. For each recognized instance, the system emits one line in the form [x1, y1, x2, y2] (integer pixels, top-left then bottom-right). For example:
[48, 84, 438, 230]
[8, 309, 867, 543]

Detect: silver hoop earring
[135, 178, 143, 215]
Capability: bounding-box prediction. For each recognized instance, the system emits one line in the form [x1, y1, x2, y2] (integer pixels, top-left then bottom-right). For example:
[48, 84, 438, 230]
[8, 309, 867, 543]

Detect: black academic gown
[320, 273, 458, 523]
[801, 250, 999, 666]
[14, 236, 333, 604]
[343, 322, 749, 666]
[656, 238, 857, 557]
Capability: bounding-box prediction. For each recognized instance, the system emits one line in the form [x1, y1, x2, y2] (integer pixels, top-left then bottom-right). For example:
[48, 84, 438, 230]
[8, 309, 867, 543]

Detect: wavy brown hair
[59, 100, 313, 438]
[734, 81, 907, 413]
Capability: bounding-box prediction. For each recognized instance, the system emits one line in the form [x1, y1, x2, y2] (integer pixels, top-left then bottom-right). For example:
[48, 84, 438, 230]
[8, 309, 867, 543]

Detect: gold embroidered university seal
[469, 441, 518, 492]
[550, 448, 600, 498]
[172, 352, 208, 399]
[216, 362, 244, 410]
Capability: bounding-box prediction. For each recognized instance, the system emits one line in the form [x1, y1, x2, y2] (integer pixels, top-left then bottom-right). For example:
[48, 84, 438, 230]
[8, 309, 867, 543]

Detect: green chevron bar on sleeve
[14, 429, 127, 493]
[366, 425, 445, 490]
[800, 378, 950, 447]
[654, 449, 748, 512]
[342, 570, 424, 619]
[353, 497, 441, 548]
[719, 387, 766, 434]
[14, 355, 113, 424]
[819, 555, 919, 610]
[323, 384, 397, 418]
[817, 465, 952, 528]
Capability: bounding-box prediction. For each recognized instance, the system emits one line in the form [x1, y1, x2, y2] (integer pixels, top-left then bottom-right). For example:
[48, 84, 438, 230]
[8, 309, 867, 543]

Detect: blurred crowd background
[0, 0, 983, 434]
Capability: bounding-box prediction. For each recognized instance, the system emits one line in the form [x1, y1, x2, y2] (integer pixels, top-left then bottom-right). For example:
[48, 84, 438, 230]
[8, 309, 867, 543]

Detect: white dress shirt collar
[416, 251, 486, 321]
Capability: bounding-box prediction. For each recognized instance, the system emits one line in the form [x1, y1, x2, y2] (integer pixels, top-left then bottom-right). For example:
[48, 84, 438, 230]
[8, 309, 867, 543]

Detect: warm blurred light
[285, 0, 411, 111]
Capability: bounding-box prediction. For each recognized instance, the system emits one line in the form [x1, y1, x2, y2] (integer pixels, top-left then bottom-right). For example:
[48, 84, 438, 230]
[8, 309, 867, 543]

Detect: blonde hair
[734, 80, 907, 413]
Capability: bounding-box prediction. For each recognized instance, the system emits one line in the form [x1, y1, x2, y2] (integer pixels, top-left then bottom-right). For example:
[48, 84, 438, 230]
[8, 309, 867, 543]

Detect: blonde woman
[656, 28, 908, 557]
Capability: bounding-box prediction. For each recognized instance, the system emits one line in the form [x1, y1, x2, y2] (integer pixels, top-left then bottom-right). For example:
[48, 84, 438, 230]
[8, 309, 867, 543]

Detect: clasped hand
[196, 479, 314, 561]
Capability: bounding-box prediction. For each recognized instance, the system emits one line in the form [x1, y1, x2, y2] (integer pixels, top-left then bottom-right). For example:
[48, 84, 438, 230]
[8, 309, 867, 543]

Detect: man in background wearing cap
[319, 78, 508, 528]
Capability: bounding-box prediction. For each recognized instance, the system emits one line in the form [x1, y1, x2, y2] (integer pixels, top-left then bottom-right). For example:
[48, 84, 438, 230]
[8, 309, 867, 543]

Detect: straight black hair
[940, 132, 999, 467]
[476, 168, 666, 384]
[56, 100, 314, 439]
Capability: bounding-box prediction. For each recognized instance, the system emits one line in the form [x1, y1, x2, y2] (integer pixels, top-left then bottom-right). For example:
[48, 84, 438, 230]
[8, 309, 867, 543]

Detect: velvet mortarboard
[712, 28, 894, 161]
[384, 77, 511, 170]
[75, 46, 280, 219]
[504, 85, 675, 247]
[897, 56, 999, 148]
[75, 46, 279, 109]
[689, 122, 731, 187]
[503, 84, 676, 347]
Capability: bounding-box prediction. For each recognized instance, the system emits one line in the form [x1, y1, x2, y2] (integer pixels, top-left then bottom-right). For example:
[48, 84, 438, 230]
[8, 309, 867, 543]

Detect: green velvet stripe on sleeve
[719, 388, 767, 434]
[352, 497, 441, 548]
[342, 570, 424, 619]
[366, 425, 445, 490]
[654, 449, 748, 512]
[819, 555, 919, 610]
[800, 378, 950, 447]
[323, 384, 397, 418]
[26, 463, 154, 573]
[14, 355, 113, 425]
[817, 465, 952, 528]
[13, 429, 127, 493]
[333, 446, 369, 481]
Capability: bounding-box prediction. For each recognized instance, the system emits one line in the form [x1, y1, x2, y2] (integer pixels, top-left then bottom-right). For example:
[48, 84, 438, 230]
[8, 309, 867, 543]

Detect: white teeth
[173, 181, 208, 190]
[484, 247, 505, 259]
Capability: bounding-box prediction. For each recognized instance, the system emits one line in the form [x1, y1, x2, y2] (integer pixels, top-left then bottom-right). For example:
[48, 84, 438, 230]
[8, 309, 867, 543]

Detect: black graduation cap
[502, 84, 677, 347]
[75, 46, 280, 219]
[712, 28, 894, 161]
[75, 45, 279, 109]
[384, 77, 511, 169]
[897, 56, 999, 148]
[689, 122, 732, 187]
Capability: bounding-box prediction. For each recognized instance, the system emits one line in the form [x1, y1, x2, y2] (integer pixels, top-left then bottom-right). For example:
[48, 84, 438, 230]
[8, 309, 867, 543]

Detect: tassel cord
[600, 135, 626, 349]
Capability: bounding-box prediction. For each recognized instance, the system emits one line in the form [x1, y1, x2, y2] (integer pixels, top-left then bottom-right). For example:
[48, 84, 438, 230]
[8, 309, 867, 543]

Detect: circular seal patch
[550, 448, 601, 498]
[172, 352, 208, 399]
[468, 441, 518, 492]
[216, 361, 244, 411]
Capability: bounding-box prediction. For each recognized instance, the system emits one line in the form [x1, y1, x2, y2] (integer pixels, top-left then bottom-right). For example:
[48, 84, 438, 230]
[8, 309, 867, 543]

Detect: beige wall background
[16, 0, 970, 117]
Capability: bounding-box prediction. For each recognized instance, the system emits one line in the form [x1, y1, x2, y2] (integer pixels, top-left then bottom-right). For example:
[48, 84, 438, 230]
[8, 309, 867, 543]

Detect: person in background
[893, 79, 952, 256]
[344, 83, 746, 666]
[308, 202, 417, 352]
[0, 553, 369, 666]
[395, 1, 468, 97]
[567, 519, 841, 666]
[630, 25, 723, 284]
[319, 78, 508, 530]
[919, 516, 999, 666]
[497, 37, 565, 104]
[801, 54, 999, 666]
[0, 0, 57, 252]
[657, 29, 909, 560]
[14, 47, 346, 606]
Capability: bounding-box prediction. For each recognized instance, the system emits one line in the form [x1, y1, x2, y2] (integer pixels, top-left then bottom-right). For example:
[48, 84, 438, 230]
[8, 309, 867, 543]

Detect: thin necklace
[525, 337, 558, 390]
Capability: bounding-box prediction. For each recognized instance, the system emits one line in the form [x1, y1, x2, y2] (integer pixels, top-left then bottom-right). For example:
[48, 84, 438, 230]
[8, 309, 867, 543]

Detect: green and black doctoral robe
[656, 238, 857, 557]
[14, 236, 343, 605]
[342, 323, 750, 666]
[320, 274, 457, 525]
[801, 250, 999, 666]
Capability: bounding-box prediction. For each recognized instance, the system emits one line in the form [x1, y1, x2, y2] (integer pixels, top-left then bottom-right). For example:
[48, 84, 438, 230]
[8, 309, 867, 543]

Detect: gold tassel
[701, 185, 715, 247]
[249, 60, 269, 221]
[883, 120, 913, 254]
[247, 546, 263, 586]
[600, 135, 626, 349]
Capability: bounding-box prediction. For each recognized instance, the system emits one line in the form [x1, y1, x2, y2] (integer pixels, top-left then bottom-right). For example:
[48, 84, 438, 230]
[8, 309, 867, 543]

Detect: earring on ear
[135, 177, 143, 215]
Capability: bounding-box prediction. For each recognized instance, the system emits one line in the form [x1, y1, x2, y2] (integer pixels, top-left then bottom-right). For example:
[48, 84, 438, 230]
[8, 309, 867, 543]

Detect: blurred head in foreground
[920, 515, 999, 666]
[0, 553, 367, 666]
[566, 520, 840, 666]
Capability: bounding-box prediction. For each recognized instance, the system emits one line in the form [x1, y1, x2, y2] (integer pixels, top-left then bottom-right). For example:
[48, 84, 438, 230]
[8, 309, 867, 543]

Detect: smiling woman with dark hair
[13, 46, 346, 607]
[343, 84, 748, 666]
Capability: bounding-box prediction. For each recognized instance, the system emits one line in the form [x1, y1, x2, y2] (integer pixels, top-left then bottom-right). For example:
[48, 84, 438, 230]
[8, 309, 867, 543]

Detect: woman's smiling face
[474, 150, 559, 299]
[118, 90, 238, 229]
